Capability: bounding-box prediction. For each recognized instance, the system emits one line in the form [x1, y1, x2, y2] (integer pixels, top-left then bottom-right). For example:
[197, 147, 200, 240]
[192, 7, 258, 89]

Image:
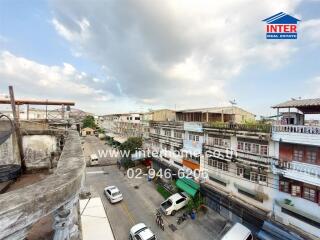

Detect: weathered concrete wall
[23, 135, 58, 170]
[0, 121, 20, 165]
[0, 130, 86, 239]
[20, 120, 49, 131]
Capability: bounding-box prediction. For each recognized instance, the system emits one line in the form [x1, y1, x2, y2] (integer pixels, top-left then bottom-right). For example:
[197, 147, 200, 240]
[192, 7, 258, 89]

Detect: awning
[283, 171, 320, 186]
[105, 132, 116, 138]
[113, 136, 128, 144]
[175, 177, 200, 197]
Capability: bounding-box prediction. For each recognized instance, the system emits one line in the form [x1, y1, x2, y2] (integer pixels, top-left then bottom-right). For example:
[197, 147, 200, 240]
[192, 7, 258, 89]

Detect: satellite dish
[229, 99, 237, 105]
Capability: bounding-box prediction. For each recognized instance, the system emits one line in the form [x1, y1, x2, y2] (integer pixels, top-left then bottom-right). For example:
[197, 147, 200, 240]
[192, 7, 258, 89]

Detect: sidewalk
[80, 197, 115, 240]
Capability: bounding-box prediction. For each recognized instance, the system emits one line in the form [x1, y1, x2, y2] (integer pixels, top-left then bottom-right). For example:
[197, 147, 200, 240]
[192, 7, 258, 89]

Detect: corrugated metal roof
[272, 98, 320, 108]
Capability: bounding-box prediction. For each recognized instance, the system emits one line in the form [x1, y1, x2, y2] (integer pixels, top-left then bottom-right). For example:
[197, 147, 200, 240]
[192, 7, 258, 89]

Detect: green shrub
[157, 185, 171, 199]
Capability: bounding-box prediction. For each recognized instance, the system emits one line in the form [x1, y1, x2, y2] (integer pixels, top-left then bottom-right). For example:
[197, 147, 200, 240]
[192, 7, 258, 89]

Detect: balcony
[204, 122, 271, 133]
[273, 160, 320, 186]
[272, 124, 320, 146]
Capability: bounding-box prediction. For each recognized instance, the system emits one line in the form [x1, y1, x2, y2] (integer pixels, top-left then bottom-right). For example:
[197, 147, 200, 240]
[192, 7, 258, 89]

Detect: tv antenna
[229, 99, 237, 106]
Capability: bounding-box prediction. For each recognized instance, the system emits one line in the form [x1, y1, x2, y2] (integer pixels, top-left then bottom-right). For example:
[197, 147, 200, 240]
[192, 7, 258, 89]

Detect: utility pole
[9, 86, 26, 171]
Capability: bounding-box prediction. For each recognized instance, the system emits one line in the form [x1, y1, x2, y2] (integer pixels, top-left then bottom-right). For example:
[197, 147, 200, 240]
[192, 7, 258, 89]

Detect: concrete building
[176, 106, 255, 123]
[81, 127, 95, 136]
[271, 98, 320, 238]
[201, 121, 276, 229]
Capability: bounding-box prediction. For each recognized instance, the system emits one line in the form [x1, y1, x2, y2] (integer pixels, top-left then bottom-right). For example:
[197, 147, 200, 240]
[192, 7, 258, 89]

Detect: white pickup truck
[160, 192, 190, 216]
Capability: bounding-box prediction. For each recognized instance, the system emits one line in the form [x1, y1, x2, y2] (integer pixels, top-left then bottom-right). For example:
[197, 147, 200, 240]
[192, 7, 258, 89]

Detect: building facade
[271, 99, 320, 238]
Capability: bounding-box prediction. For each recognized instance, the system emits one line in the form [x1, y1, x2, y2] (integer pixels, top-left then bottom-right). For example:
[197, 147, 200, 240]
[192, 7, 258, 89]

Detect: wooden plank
[9, 86, 26, 171]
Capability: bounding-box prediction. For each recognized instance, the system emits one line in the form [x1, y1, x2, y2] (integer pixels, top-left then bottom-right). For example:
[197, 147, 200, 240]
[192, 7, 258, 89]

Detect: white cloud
[50, 0, 303, 109]
[0, 51, 114, 113]
[301, 19, 320, 43]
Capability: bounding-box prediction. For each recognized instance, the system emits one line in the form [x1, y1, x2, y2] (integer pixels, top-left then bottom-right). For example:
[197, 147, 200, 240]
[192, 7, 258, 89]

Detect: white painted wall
[274, 191, 320, 238]
[272, 132, 320, 146]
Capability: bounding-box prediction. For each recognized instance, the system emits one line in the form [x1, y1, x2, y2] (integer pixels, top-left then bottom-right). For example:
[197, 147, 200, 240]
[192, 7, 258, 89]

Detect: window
[189, 134, 199, 141]
[280, 180, 290, 193]
[293, 149, 303, 162]
[246, 235, 253, 240]
[303, 186, 316, 202]
[135, 117, 140, 120]
[176, 198, 185, 204]
[174, 131, 182, 138]
[238, 142, 244, 151]
[245, 143, 251, 152]
[164, 130, 171, 137]
[306, 149, 317, 164]
[173, 146, 181, 153]
[213, 160, 218, 168]
[218, 162, 223, 170]
[163, 144, 171, 151]
[237, 167, 244, 177]
[155, 128, 161, 134]
[222, 163, 228, 171]
[250, 172, 258, 182]
[291, 185, 301, 197]
[260, 145, 268, 156]
[252, 144, 260, 154]
[259, 174, 267, 183]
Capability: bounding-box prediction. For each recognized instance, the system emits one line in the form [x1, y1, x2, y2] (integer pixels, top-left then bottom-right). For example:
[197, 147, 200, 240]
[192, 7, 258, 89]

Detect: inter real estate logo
[262, 12, 300, 39]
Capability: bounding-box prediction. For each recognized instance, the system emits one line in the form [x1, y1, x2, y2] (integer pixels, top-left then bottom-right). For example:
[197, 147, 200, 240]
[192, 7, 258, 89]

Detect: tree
[119, 137, 142, 155]
[82, 115, 96, 129]
[119, 137, 143, 169]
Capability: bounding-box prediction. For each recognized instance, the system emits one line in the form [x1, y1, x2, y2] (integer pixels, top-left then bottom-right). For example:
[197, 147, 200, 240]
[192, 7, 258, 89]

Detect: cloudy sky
[0, 0, 320, 116]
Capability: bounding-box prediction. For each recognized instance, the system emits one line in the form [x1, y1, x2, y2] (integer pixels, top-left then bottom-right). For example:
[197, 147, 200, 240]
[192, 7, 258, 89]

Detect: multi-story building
[175, 106, 255, 123]
[148, 120, 185, 171]
[99, 112, 144, 143]
[99, 101, 320, 239]
[201, 122, 276, 228]
[271, 98, 320, 238]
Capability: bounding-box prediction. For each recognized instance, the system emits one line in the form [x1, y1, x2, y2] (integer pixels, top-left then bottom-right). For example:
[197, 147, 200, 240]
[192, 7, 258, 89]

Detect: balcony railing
[204, 122, 271, 133]
[272, 124, 320, 134]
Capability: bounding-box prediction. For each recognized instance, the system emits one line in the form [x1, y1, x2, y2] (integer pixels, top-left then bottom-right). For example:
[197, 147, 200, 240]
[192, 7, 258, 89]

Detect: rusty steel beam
[0, 99, 75, 106]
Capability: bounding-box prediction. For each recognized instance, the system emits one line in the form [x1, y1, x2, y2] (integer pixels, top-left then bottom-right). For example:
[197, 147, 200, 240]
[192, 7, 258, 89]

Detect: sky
[0, 0, 320, 117]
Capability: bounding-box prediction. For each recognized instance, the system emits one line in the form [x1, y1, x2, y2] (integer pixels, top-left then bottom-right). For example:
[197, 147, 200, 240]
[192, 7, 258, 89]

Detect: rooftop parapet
[0, 130, 85, 239]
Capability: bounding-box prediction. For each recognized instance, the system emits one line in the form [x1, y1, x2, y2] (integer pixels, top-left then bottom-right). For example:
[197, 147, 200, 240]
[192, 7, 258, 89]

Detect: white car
[160, 192, 190, 216]
[221, 223, 253, 240]
[104, 186, 123, 203]
[129, 223, 156, 240]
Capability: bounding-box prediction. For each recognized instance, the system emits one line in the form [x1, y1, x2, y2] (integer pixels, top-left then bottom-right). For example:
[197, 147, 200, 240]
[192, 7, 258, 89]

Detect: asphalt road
[83, 136, 229, 240]
[82, 135, 119, 166]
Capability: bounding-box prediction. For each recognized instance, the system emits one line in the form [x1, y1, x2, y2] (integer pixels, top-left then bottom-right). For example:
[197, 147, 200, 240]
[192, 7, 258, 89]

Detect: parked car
[90, 154, 99, 166]
[221, 223, 253, 240]
[129, 223, 156, 240]
[160, 192, 190, 216]
[104, 186, 123, 203]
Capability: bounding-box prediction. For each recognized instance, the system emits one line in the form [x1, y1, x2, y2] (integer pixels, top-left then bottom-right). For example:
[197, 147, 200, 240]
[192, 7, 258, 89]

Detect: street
[83, 136, 229, 240]
[82, 135, 119, 166]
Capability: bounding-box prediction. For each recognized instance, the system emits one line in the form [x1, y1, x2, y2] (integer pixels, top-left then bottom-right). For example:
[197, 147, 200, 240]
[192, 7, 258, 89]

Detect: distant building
[81, 127, 95, 136]
[176, 106, 255, 123]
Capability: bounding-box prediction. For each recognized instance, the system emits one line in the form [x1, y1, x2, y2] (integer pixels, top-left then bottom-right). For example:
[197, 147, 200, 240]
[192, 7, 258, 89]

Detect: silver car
[104, 186, 123, 203]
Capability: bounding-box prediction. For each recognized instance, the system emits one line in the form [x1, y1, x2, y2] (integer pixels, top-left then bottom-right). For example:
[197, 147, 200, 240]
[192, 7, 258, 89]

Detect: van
[221, 223, 253, 240]
[90, 154, 99, 166]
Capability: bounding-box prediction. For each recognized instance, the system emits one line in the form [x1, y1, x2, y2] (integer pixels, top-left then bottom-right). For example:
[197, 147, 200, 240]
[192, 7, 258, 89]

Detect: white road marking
[86, 171, 105, 174]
